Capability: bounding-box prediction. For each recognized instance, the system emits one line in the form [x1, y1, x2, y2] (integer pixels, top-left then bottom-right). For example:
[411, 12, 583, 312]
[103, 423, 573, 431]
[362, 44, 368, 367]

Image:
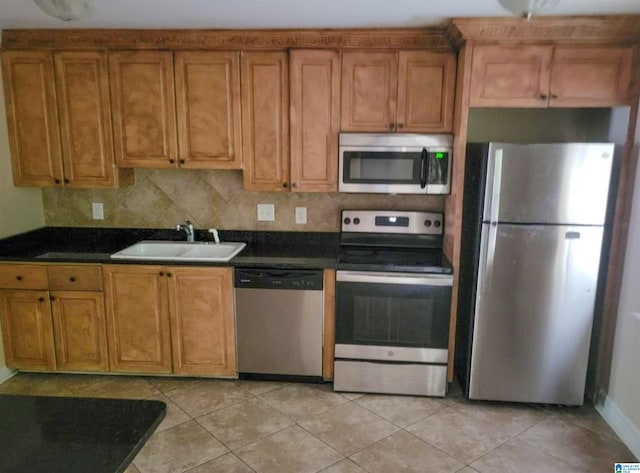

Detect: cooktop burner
[337, 210, 452, 274]
[337, 247, 452, 274]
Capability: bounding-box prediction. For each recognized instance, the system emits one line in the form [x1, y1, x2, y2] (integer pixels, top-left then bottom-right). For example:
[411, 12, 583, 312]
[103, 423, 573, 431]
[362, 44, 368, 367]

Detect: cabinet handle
[16, 275, 23, 281]
[540, 94, 548, 100]
[292, 182, 297, 188]
[551, 94, 558, 99]
[38, 297, 45, 303]
[169, 159, 175, 164]
[388, 123, 395, 130]
[167, 272, 173, 278]
[397, 123, 404, 129]
[283, 182, 289, 188]
[54, 179, 61, 184]
[179, 159, 185, 165]
[64, 178, 70, 184]
[69, 277, 76, 282]
[159, 271, 165, 276]
[50, 295, 56, 301]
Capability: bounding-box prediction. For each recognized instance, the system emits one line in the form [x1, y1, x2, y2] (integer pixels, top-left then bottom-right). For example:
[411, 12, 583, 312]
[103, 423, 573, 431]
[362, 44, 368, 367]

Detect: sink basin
[110, 241, 246, 262]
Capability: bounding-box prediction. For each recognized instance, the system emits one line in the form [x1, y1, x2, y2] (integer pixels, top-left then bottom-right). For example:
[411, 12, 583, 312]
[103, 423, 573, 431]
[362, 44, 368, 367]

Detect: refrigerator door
[470, 222, 603, 405]
[483, 143, 614, 225]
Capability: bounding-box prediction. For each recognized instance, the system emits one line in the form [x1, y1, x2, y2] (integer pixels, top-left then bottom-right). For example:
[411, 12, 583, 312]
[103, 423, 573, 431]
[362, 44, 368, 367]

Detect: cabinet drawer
[0, 264, 48, 289]
[47, 265, 103, 291]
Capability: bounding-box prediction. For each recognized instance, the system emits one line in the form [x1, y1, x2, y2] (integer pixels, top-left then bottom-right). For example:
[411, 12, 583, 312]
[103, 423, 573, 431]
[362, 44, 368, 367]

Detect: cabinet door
[51, 291, 108, 371]
[109, 51, 178, 168]
[550, 46, 633, 107]
[241, 51, 290, 191]
[174, 51, 243, 169]
[289, 49, 340, 192]
[168, 267, 236, 376]
[469, 45, 553, 107]
[0, 289, 56, 370]
[341, 51, 397, 131]
[1, 51, 63, 187]
[397, 51, 456, 133]
[54, 52, 131, 188]
[103, 265, 172, 373]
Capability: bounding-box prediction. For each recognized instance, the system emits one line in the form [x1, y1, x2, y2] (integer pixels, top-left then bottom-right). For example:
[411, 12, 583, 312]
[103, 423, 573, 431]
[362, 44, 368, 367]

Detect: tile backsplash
[43, 169, 444, 232]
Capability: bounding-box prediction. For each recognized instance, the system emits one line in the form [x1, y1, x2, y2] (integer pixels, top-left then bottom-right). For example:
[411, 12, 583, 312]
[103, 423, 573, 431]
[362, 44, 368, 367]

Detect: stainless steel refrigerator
[456, 142, 615, 405]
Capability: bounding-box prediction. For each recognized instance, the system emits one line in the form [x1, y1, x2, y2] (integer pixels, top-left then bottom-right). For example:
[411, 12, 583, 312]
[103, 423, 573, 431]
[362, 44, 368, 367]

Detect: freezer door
[483, 143, 614, 225]
[470, 223, 604, 405]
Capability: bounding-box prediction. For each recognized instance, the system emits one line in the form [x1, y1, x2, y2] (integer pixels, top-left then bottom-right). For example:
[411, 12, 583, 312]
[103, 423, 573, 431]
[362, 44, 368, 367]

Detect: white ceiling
[0, 0, 639, 30]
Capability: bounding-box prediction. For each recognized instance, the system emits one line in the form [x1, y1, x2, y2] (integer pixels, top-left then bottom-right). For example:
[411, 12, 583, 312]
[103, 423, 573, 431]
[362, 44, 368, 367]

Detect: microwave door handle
[420, 148, 428, 189]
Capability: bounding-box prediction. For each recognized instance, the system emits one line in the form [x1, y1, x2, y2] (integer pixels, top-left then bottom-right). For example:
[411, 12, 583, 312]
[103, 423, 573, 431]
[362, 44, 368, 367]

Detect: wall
[0, 40, 46, 378]
[42, 168, 444, 231]
[598, 105, 640, 460]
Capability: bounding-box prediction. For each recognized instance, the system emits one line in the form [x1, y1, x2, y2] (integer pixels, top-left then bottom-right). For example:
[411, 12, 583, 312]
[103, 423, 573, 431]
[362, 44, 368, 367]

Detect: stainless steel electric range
[333, 210, 453, 397]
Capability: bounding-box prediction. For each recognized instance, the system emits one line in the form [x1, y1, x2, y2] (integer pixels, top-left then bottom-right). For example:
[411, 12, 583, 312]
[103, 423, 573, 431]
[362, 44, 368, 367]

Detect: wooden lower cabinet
[51, 291, 109, 372]
[102, 265, 236, 377]
[103, 265, 172, 374]
[168, 267, 236, 376]
[0, 289, 56, 370]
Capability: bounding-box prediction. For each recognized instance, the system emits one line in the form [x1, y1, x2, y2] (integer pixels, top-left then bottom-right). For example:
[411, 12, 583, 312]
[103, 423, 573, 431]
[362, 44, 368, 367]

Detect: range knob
[353, 218, 361, 225]
[434, 220, 441, 228]
[424, 219, 432, 227]
[343, 217, 351, 225]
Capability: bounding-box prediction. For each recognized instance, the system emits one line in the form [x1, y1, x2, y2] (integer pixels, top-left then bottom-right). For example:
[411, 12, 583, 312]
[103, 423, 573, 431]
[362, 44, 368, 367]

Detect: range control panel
[341, 210, 444, 236]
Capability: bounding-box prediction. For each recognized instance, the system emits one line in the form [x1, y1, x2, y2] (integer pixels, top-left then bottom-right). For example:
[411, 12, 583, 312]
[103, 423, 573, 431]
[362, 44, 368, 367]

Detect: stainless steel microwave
[338, 133, 453, 194]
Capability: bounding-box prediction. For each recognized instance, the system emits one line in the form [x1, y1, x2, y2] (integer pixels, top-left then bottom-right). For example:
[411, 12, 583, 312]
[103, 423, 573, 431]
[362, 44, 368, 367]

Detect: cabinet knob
[38, 297, 45, 303]
[159, 271, 165, 276]
[283, 182, 289, 188]
[179, 159, 185, 164]
[551, 94, 558, 99]
[167, 272, 173, 278]
[388, 123, 395, 130]
[69, 277, 76, 282]
[50, 295, 56, 301]
[397, 123, 404, 129]
[291, 182, 297, 188]
[54, 179, 61, 184]
[540, 94, 548, 100]
[64, 178, 70, 184]
[169, 159, 175, 164]
[16, 275, 23, 281]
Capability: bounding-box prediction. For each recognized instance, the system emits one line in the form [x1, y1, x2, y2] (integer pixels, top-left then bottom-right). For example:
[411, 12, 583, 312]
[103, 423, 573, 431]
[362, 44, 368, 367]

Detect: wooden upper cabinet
[470, 44, 634, 107]
[103, 265, 172, 373]
[0, 289, 56, 370]
[341, 51, 397, 132]
[54, 51, 132, 188]
[469, 45, 553, 107]
[168, 267, 236, 376]
[397, 51, 456, 132]
[549, 46, 633, 107]
[50, 290, 108, 372]
[174, 51, 243, 169]
[109, 51, 178, 168]
[1, 51, 63, 187]
[241, 51, 290, 191]
[289, 49, 340, 192]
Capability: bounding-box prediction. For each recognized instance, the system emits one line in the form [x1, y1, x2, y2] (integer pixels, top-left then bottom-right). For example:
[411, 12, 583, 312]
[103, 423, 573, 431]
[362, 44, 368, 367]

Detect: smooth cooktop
[337, 247, 453, 274]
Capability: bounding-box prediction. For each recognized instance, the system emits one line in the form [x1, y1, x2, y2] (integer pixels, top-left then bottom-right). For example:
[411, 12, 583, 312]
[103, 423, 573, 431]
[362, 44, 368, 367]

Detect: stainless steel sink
[110, 241, 246, 262]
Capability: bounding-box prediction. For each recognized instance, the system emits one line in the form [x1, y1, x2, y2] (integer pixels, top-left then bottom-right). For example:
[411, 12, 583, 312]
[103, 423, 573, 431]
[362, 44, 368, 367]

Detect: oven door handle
[336, 271, 453, 286]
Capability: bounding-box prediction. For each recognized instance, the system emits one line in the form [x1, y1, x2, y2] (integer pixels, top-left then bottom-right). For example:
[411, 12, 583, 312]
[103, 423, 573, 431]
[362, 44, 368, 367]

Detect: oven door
[335, 271, 452, 364]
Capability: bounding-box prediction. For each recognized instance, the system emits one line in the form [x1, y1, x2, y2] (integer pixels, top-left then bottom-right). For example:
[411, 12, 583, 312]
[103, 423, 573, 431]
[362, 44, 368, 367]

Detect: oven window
[343, 151, 421, 184]
[335, 280, 450, 349]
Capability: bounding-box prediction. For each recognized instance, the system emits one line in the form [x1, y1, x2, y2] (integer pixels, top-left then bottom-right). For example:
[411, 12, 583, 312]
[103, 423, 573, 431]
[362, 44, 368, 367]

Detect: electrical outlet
[257, 204, 275, 221]
[91, 202, 104, 220]
[295, 207, 307, 225]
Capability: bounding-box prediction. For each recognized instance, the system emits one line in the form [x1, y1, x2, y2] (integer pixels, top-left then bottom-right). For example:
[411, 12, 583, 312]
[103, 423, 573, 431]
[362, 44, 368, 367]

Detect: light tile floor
[0, 373, 636, 473]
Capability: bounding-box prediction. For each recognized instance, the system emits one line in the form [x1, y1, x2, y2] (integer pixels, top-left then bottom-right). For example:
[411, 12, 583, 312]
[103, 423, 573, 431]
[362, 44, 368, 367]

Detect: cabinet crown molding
[448, 15, 640, 46]
[1, 28, 452, 51]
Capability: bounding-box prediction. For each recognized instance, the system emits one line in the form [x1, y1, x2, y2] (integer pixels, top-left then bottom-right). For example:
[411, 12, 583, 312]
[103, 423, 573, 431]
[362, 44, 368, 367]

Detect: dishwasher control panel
[234, 268, 323, 290]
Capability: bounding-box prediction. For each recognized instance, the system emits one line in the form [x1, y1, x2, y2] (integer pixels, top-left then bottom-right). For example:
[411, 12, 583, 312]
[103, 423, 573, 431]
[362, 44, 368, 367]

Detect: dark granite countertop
[0, 227, 340, 269]
[0, 394, 165, 473]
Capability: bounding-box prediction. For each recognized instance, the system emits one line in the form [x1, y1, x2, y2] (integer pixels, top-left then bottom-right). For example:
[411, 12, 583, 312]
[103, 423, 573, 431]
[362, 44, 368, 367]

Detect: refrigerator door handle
[478, 222, 498, 294]
[488, 149, 503, 223]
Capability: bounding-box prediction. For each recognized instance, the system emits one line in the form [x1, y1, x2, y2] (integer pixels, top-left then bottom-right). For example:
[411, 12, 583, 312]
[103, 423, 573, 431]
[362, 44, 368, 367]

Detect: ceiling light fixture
[498, 0, 560, 20]
[33, 0, 96, 22]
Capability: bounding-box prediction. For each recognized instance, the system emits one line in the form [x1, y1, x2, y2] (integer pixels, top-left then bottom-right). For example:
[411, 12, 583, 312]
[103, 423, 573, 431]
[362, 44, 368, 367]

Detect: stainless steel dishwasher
[234, 268, 324, 382]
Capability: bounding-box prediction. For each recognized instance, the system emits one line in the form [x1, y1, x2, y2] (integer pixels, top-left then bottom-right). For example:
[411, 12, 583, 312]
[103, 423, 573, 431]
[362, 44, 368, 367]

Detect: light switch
[295, 207, 307, 225]
[257, 204, 275, 221]
[92, 202, 104, 220]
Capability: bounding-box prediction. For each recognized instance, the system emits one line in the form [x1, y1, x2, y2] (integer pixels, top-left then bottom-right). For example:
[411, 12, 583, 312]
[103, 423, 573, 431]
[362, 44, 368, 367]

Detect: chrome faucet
[176, 219, 195, 242]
